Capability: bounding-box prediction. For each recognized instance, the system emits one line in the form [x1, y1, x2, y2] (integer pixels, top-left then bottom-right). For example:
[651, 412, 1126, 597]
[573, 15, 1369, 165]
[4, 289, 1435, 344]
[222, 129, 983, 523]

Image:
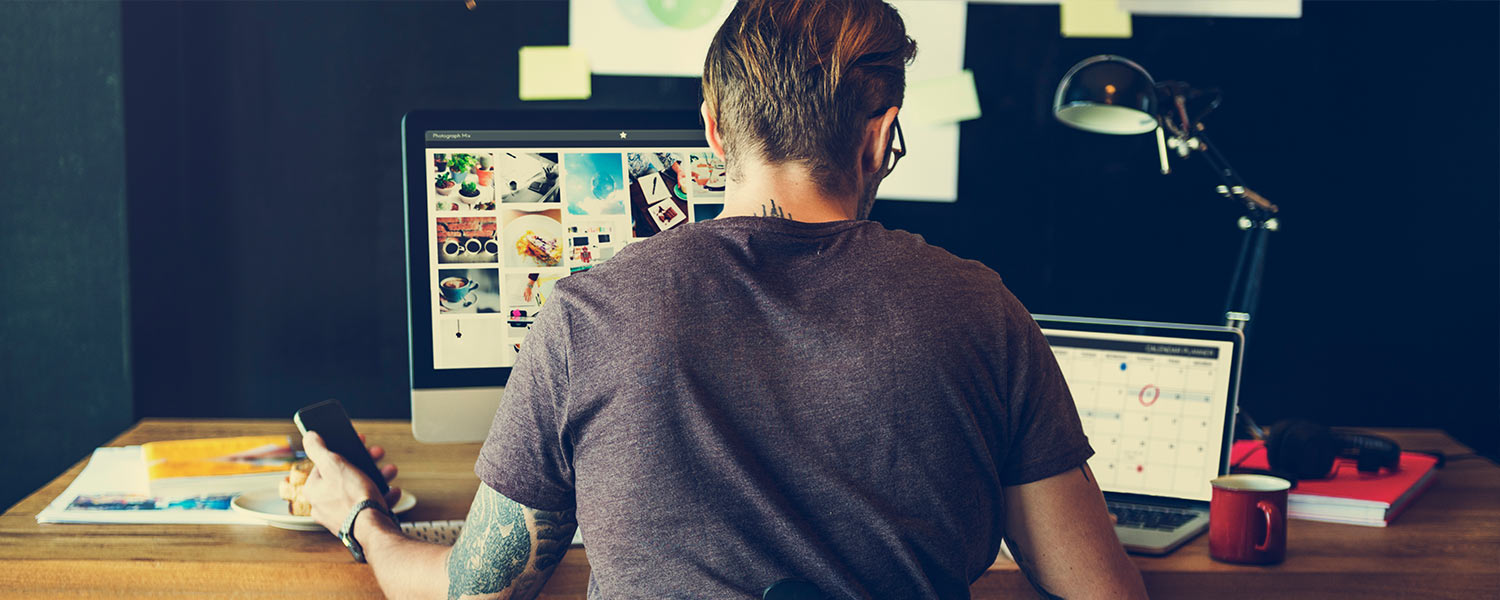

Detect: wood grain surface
[2, 420, 1496, 598]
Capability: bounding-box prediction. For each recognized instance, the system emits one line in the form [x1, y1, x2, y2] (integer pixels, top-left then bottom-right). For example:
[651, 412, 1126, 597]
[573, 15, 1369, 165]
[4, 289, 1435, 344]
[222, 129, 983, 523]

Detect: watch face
[340, 500, 382, 563]
[341, 529, 366, 562]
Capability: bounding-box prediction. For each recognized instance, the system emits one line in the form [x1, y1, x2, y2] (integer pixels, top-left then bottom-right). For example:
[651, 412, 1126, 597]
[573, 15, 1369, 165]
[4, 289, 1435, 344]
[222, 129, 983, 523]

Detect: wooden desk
[2, 420, 1497, 598]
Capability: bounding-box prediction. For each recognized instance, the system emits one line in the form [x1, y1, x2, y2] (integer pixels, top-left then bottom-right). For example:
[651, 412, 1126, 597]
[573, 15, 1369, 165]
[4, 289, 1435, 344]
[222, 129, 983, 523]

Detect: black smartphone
[293, 399, 389, 495]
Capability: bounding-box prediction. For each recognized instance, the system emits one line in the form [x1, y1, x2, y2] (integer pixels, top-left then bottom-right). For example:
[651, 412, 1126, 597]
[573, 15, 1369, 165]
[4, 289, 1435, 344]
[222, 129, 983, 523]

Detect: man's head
[702, 0, 916, 210]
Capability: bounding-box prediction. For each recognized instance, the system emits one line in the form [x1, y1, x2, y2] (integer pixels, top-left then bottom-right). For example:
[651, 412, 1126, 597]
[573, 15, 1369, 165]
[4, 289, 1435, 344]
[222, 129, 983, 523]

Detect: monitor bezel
[401, 109, 709, 390]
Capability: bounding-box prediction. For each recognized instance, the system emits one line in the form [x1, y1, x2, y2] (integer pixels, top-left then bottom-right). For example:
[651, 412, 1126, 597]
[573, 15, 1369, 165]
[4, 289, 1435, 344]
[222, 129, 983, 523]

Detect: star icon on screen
[619, 131, 628, 139]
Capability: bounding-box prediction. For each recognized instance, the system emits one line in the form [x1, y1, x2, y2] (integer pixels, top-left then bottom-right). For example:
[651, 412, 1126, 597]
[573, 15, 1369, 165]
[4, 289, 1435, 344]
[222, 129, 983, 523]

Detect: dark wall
[123, 0, 702, 422]
[1, 1, 134, 511]
[120, 1, 1497, 457]
[926, 3, 1500, 456]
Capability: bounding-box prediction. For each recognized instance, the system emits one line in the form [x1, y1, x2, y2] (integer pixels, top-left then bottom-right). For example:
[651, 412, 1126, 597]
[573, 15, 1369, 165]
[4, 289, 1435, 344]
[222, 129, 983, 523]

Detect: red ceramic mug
[1209, 474, 1290, 564]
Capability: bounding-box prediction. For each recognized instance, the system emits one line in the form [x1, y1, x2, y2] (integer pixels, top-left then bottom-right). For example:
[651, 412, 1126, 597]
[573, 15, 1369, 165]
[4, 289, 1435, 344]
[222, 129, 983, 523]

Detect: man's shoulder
[554, 221, 722, 287]
[866, 224, 1010, 290]
[545, 222, 727, 310]
[554, 217, 1012, 302]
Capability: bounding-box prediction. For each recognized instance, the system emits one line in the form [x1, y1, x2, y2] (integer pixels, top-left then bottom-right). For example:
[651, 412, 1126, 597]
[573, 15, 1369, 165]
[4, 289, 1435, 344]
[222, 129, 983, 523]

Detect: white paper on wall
[969, 0, 1301, 16]
[877, 0, 967, 202]
[569, 0, 737, 77]
[569, 0, 970, 202]
[966, 0, 1296, 18]
[1118, 0, 1301, 19]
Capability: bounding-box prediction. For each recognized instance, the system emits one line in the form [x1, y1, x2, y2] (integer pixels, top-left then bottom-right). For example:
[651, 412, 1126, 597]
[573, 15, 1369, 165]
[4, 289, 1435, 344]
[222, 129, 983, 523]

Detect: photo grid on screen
[426, 144, 725, 369]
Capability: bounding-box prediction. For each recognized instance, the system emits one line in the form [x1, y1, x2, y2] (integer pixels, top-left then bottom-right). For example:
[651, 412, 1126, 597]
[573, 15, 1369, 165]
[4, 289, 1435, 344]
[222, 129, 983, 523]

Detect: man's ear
[861, 106, 900, 175]
[701, 102, 727, 157]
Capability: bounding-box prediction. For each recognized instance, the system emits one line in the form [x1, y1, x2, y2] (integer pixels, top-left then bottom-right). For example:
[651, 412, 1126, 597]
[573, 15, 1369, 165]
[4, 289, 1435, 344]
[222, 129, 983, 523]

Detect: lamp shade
[1054, 55, 1159, 135]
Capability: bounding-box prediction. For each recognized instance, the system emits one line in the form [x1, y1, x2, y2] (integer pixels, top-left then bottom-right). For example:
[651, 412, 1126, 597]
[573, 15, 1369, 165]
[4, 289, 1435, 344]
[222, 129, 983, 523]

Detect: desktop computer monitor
[401, 110, 721, 442]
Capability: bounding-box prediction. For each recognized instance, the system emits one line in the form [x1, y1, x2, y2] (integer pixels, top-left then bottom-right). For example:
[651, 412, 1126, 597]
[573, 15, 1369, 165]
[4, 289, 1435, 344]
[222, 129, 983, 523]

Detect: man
[304, 0, 1147, 597]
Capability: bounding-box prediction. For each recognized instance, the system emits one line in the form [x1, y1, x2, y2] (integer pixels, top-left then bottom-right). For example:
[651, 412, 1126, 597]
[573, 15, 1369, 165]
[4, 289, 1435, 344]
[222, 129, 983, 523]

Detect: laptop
[1033, 315, 1245, 555]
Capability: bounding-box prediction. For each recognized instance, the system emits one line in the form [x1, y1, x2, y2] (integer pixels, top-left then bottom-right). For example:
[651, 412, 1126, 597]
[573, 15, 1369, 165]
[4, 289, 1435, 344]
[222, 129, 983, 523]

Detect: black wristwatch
[339, 498, 394, 563]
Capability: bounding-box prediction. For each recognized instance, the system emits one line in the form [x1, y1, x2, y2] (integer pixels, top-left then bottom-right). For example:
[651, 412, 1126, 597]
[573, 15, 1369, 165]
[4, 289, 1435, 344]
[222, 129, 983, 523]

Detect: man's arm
[352, 483, 576, 600]
[1002, 464, 1148, 599]
[302, 432, 577, 599]
[443, 484, 576, 599]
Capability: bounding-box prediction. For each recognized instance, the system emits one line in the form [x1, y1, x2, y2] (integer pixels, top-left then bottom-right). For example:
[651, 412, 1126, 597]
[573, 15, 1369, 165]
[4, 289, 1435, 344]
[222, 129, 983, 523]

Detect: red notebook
[1230, 440, 1439, 527]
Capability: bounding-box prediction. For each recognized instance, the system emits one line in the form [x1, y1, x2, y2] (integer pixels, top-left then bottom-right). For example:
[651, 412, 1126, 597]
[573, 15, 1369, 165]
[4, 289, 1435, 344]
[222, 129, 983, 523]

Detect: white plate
[503, 213, 563, 268]
[232, 489, 417, 531]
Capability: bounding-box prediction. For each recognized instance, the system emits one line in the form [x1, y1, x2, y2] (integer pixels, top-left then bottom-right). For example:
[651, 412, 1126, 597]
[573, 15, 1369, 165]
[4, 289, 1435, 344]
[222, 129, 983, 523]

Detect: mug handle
[1255, 499, 1282, 552]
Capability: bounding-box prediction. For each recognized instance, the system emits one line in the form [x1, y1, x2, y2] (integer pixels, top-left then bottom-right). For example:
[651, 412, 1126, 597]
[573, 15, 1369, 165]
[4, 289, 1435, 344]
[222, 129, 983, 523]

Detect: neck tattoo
[761, 198, 791, 220]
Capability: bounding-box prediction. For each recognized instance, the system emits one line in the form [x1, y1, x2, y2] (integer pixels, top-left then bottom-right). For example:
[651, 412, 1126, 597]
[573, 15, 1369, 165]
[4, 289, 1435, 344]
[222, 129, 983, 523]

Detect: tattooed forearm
[531, 509, 577, 571]
[761, 198, 790, 219]
[447, 486, 531, 599]
[506, 508, 576, 599]
[1006, 539, 1064, 600]
[445, 485, 578, 600]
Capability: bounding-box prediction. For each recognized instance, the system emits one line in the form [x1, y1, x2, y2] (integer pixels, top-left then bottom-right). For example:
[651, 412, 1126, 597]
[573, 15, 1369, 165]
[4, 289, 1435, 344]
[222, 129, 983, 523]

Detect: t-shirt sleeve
[996, 297, 1094, 486]
[474, 290, 576, 511]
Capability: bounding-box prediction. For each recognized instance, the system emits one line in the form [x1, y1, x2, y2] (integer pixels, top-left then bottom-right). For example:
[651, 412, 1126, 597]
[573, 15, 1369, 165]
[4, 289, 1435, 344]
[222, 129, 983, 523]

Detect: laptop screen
[1038, 319, 1241, 503]
[418, 127, 719, 372]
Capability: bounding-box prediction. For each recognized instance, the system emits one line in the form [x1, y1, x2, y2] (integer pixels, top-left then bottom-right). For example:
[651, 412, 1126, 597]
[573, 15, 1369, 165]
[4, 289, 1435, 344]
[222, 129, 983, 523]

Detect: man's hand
[302, 430, 401, 535]
[299, 434, 574, 600]
[299, 433, 454, 597]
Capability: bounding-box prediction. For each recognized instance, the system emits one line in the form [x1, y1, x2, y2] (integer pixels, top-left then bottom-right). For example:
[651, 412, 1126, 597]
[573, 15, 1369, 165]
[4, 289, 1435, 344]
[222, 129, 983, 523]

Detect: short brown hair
[703, 0, 917, 195]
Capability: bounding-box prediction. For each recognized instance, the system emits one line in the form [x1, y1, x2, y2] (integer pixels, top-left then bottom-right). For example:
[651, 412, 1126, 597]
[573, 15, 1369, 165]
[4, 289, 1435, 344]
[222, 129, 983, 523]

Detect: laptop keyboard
[1107, 502, 1200, 531]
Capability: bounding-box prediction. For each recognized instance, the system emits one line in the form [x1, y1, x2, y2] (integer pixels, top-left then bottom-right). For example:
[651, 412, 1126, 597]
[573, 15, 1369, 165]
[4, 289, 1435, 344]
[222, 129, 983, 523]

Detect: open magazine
[142, 435, 295, 497]
[35, 446, 265, 525]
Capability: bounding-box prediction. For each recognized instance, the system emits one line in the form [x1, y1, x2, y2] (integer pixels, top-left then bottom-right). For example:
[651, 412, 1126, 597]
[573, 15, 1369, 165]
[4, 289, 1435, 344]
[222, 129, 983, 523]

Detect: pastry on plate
[277, 459, 314, 517]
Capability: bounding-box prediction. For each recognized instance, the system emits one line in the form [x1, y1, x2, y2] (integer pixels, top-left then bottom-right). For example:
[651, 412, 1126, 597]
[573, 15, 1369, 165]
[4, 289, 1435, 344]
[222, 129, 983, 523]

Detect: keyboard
[1107, 501, 1200, 531]
[401, 519, 467, 545]
[400, 520, 585, 546]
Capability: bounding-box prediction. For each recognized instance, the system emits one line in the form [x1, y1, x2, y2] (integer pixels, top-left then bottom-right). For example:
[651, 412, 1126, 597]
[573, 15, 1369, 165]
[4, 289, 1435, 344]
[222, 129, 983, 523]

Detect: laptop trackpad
[1115, 512, 1208, 556]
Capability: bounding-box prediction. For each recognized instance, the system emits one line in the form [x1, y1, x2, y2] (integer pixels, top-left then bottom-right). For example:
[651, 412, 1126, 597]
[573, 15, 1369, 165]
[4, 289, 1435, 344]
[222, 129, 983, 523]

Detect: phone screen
[294, 399, 390, 495]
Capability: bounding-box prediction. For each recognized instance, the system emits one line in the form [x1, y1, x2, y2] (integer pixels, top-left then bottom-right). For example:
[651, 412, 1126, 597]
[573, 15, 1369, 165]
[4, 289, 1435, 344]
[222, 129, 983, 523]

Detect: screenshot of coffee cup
[439, 277, 478, 303]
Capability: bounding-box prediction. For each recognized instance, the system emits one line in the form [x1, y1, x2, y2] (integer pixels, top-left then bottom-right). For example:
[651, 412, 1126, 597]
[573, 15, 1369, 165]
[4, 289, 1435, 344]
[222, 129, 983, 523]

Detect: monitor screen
[1040, 327, 1238, 502]
[403, 112, 716, 441]
[408, 115, 718, 377]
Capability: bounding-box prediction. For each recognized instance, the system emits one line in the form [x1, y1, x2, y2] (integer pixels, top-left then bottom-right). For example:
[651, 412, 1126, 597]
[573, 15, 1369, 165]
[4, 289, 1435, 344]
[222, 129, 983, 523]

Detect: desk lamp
[1053, 55, 1280, 334]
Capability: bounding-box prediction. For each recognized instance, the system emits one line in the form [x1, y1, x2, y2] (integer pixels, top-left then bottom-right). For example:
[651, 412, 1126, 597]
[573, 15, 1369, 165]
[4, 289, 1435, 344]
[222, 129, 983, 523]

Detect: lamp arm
[1137, 79, 1277, 333]
[1189, 131, 1279, 215]
[1172, 94, 1192, 137]
[1179, 129, 1280, 333]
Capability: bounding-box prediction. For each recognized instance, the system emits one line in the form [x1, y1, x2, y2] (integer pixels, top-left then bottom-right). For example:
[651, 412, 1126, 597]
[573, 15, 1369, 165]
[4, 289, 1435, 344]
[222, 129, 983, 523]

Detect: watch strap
[339, 498, 392, 563]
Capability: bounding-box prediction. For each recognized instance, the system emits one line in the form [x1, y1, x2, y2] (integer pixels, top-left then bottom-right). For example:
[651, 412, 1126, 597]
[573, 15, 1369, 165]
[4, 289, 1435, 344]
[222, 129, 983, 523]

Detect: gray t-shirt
[477, 216, 1092, 598]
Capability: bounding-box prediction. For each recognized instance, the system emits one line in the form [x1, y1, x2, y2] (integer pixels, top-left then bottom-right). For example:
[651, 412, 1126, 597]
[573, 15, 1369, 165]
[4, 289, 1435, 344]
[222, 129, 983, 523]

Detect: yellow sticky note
[1061, 0, 1133, 39]
[518, 46, 591, 101]
[902, 70, 982, 126]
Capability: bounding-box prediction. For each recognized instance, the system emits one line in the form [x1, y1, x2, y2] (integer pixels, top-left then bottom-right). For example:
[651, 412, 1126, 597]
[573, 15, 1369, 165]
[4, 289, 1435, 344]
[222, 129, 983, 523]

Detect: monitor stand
[411, 387, 505, 443]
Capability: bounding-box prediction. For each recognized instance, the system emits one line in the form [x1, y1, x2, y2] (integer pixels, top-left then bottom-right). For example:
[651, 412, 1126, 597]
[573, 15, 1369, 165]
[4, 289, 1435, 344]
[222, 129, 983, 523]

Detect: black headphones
[1262, 418, 1402, 479]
